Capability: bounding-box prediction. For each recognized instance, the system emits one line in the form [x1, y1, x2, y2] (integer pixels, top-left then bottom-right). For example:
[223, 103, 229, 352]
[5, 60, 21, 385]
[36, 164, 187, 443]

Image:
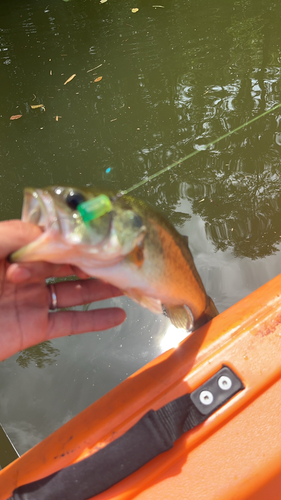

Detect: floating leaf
[131, 8, 139, 12]
[64, 74, 76, 85]
[100, 0, 107, 3]
[30, 104, 45, 110]
[152, 5, 164, 7]
[94, 76, 103, 82]
[10, 114, 22, 120]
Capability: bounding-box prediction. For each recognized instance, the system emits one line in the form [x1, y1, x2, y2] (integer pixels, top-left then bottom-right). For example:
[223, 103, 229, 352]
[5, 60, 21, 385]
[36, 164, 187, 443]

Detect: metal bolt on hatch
[218, 375, 232, 391]
[199, 390, 214, 405]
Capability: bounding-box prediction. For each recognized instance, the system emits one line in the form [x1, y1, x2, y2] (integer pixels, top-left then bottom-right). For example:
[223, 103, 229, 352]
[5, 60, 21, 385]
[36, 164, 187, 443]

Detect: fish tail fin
[194, 296, 218, 330]
[208, 297, 219, 317]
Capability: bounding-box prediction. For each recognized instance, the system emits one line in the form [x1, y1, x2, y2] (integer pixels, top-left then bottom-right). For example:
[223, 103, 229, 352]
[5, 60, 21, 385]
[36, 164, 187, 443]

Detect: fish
[11, 187, 218, 331]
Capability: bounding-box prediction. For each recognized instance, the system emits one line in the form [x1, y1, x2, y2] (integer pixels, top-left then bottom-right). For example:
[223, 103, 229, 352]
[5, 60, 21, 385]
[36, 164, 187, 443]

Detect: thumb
[0, 220, 42, 259]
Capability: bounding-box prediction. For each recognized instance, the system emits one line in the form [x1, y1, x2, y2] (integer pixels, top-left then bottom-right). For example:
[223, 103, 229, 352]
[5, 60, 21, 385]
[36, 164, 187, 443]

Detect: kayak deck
[2, 274, 281, 499]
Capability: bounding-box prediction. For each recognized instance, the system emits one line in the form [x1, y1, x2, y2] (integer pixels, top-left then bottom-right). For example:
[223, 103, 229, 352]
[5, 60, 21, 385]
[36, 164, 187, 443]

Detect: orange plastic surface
[2, 274, 281, 499]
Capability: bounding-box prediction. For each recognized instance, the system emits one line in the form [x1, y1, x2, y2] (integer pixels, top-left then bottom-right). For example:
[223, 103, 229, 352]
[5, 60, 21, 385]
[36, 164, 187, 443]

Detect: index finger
[0, 220, 42, 259]
[7, 261, 90, 283]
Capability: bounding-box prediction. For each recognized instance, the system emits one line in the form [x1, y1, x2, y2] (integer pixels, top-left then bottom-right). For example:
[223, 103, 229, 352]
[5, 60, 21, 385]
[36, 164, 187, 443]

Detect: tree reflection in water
[16, 342, 60, 369]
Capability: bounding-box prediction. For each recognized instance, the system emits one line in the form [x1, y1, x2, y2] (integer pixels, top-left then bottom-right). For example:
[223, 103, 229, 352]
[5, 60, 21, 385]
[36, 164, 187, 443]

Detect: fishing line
[118, 102, 281, 197]
[79, 103, 281, 222]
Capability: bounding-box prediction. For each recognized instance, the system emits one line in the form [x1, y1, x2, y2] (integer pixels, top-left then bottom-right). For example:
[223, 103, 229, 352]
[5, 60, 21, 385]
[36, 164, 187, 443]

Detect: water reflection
[16, 341, 60, 369]
[1, 0, 281, 262]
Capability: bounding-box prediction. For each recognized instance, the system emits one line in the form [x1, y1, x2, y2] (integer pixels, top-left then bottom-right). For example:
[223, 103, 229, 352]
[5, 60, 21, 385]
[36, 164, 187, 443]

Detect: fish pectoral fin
[126, 289, 163, 314]
[162, 304, 194, 331]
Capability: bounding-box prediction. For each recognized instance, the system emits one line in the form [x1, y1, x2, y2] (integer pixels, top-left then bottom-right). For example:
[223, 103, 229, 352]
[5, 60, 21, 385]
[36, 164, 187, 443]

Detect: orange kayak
[2, 273, 281, 499]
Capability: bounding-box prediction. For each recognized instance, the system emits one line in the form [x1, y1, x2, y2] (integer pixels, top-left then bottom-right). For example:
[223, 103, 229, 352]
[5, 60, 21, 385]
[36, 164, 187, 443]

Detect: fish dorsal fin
[162, 304, 194, 331]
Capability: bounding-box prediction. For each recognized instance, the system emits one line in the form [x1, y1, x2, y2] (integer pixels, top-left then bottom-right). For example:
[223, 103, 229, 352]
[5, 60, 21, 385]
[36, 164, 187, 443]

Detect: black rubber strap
[12, 366, 243, 500]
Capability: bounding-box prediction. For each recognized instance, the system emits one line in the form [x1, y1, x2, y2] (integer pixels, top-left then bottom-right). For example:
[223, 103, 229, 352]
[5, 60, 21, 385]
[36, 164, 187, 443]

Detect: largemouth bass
[11, 187, 218, 331]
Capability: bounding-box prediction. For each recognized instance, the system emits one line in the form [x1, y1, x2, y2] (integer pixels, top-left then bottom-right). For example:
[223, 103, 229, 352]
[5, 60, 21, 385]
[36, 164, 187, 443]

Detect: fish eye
[66, 191, 86, 210]
[132, 214, 143, 228]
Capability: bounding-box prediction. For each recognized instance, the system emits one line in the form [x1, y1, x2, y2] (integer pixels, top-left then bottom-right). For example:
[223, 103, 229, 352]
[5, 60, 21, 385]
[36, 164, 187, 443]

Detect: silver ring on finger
[49, 283, 58, 310]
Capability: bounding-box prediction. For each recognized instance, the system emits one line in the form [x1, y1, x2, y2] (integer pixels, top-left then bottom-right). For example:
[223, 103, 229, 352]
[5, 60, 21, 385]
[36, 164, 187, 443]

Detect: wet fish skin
[11, 186, 218, 331]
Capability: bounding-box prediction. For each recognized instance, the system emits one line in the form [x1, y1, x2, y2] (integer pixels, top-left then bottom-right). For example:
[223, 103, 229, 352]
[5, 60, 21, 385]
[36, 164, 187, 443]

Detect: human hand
[0, 220, 126, 361]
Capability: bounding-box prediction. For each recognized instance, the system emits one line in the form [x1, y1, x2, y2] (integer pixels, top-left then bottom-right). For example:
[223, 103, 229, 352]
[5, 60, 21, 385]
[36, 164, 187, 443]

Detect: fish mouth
[21, 188, 52, 229]
[10, 187, 114, 264]
[10, 188, 61, 263]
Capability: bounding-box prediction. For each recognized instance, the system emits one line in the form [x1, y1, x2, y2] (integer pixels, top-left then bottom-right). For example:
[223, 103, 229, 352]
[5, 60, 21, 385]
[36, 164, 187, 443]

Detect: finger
[7, 262, 89, 284]
[0, 220, 42, 259]
[47, 279, 124, 308]
[47, 308, 126, 338]
[47, 279, 123, 309]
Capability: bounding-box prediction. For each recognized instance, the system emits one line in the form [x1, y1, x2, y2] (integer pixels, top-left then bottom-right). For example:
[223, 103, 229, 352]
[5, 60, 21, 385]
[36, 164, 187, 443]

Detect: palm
[0, 220, 126, 362]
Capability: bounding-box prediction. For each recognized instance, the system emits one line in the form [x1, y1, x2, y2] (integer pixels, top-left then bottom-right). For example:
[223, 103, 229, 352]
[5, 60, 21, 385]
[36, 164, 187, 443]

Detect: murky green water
[1, 0, 281, 457]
